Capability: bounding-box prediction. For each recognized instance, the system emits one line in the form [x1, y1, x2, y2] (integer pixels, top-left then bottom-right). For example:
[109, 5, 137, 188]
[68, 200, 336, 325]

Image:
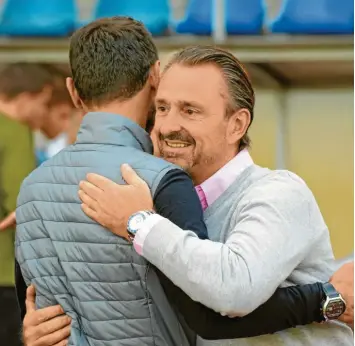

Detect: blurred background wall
[250, 87, 353, 258]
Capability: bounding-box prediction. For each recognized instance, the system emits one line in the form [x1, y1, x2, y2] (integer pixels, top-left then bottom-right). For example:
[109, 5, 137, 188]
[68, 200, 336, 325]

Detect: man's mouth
[164, 140, 191, 148]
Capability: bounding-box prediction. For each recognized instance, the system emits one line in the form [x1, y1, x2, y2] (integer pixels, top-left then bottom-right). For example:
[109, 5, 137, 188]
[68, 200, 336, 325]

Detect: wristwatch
[127, 210, 155, 241]
[321, 282, 346, 321]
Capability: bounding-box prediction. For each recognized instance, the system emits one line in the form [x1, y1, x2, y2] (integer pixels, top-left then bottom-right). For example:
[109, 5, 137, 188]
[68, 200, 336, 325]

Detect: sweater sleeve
[139, 170, 326, 339]
[140, 174, 322, 315]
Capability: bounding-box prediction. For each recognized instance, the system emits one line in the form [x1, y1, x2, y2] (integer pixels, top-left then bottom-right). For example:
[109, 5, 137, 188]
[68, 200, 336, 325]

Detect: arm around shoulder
[142, 173, 321, 315]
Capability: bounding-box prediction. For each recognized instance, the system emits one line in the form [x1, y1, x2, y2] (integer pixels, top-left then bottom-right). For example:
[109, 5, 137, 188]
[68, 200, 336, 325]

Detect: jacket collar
[76, 112, 153, 154]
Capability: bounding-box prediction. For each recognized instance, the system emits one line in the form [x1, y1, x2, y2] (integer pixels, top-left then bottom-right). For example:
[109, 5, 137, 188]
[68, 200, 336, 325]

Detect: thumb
[121, 164, 147, 188]
[25, 285, 36, 313]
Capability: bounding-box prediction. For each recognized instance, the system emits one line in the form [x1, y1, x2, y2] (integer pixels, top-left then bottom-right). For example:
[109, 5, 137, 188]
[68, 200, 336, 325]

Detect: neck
[190, 149, 240, 185]
[88, 87, 153, 129]
[0, 98, 22, 123]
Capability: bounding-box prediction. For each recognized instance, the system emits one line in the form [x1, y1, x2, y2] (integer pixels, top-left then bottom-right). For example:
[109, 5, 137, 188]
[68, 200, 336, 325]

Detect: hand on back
[23, 285, 71, 346]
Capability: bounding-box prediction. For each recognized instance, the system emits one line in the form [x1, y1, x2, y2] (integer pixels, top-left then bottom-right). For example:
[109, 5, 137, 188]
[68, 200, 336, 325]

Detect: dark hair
[0, 63, 55, 100]
[69, 16, 159, 107]
[164, 46, 255, 150]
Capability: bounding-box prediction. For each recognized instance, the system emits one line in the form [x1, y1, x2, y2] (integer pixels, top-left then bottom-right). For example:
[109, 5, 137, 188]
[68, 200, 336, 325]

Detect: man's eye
[157, 106, 166, 112]
[186, 109, 194, 115]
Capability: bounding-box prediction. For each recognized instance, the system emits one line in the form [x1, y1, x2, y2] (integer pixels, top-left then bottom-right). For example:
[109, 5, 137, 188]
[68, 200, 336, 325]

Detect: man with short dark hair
[69, 17, 159, 107]
[16, 16, 199, 345]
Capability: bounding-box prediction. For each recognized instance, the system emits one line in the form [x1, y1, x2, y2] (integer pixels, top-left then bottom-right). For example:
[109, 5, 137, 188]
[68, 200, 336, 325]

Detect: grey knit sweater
[140, 165, 353, 345]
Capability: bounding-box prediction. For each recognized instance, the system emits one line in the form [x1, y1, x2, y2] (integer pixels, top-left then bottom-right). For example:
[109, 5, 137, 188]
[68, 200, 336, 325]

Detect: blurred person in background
[0, 62, 55, 346]
[35, 64, 75, 165]
[0, 65, 81, 230]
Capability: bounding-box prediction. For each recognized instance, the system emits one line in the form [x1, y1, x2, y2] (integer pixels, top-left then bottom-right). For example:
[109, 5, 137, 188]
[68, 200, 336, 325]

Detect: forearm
[159, 268, 324, 339]
[142, 218, 270, 315]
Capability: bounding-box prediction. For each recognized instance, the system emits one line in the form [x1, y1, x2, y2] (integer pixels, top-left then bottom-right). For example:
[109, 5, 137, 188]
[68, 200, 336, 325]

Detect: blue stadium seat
[0, 0, 77, 37]
[269, 0, 354, 34]
[89, 0, 170, 36]
[175, 0, 265, 35]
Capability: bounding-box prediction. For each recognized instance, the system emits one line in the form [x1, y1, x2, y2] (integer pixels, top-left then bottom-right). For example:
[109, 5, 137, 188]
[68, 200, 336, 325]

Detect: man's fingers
[39, 315, 71, 337]
[78, 190, 99, 212]
[35, 305, 66, 325]
[81, 203, 99, 222]
[0, 211, 16, 231]
[35, 324, 70, 346]
[25, 285, 36, 313]
[86, 173, 116, 191]
[53, 340, 68, 346]
[79, 181, 102, 201]
[121, 164, 148, 188]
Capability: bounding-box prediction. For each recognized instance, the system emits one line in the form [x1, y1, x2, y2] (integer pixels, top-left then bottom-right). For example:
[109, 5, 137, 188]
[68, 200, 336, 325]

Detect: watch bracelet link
[127, 210, 156, 241]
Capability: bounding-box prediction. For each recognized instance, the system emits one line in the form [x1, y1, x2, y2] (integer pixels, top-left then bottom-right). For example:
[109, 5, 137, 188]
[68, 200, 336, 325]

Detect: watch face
[128, 213, 146, 233]
[324, 299, 346, 319]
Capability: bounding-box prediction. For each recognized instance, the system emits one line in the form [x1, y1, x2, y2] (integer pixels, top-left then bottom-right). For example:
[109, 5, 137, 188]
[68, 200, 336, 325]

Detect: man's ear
[226, 108, 251, 146]
[66, 77, 83, 109]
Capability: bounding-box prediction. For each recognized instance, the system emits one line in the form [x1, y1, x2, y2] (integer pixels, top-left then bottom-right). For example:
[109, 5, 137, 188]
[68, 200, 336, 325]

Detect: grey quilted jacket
[15, 112, 192, 346]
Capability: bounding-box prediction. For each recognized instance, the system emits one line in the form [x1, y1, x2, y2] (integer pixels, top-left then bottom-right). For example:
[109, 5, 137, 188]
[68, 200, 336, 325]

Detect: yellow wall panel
[286, 88, 353, 258]
[249, 88, 279, 169]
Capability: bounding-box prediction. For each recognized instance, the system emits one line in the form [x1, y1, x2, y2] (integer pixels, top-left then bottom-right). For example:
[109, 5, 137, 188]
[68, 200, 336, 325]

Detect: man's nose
[159, 111, 182, 136]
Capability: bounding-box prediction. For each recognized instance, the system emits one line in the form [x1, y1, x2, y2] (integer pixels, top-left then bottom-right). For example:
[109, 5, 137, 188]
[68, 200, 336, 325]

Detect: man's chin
[163, 156, 190, 170]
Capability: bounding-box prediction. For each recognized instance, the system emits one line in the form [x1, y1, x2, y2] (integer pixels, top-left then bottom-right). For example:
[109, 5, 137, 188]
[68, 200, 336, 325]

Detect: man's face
[19, 86, 53, 130]
[153, 63, 234, 183]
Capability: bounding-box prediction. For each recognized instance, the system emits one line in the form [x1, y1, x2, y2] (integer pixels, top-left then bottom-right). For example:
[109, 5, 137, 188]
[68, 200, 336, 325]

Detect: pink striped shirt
[195, 149, 254, 210]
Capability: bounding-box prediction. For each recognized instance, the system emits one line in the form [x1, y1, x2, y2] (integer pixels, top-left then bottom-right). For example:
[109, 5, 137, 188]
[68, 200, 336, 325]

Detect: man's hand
[329, 261, 354, 328]
[79, 164, 153, 240]
[23, 285, 71, 346]
[0, 211, 16, 231]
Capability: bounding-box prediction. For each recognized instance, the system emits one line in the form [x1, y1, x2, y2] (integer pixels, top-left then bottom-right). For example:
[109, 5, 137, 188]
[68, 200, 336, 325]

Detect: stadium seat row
[0, 0, 353, 37]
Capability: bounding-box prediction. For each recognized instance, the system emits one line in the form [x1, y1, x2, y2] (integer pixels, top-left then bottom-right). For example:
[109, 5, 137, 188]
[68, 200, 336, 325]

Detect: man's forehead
[157, 63, 226, 101]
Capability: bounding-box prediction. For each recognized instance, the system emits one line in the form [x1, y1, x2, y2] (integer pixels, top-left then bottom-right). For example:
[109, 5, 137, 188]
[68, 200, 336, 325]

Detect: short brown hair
[164, 46, 255, 150]
[0, 63, 55, 100]
[69, 16, 159, 107]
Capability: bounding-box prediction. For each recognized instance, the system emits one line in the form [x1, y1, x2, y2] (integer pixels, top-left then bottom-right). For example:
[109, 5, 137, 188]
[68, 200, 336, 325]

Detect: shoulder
[135, 155, 182, 195]
[234, 169, 325, 236]
[19, 152, 64, 193]
[250, 169, 311, 195]
[242, 169, 315, 212]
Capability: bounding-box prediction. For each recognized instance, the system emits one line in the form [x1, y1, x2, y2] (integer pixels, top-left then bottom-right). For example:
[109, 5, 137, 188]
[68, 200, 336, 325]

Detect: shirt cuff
[133, 214, 165, 256]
